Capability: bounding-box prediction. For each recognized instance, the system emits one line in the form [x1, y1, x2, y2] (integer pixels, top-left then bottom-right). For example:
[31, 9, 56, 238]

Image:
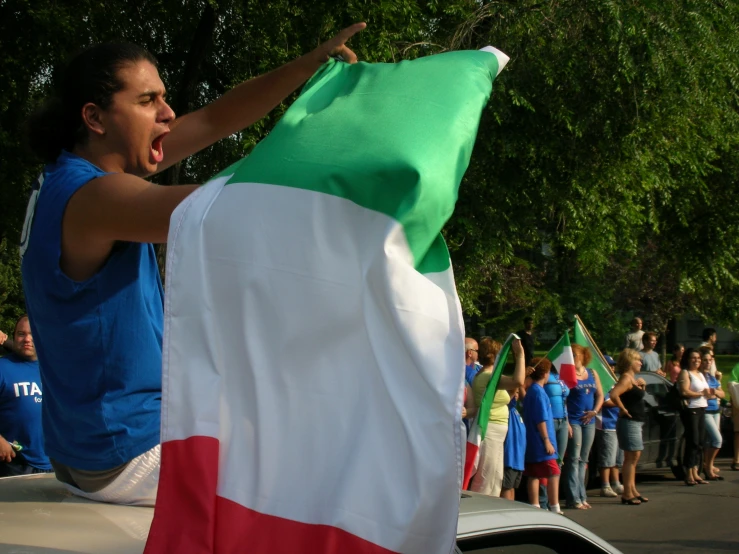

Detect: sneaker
[600, 486, 618, 497]
[610, 482, 624, 494]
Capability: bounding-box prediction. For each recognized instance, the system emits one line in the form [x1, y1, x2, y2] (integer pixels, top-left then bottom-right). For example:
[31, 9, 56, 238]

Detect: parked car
[589, 371, 685, 486]
[0, 474, 621, 553]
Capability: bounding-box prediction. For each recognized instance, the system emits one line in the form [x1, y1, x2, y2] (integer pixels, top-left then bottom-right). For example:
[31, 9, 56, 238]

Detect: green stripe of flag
[215, 51, 502, 272]
[573, 318, 617, 393]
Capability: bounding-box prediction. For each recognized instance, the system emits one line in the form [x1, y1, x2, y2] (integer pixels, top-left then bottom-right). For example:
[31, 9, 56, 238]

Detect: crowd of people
[462, 318, 739, 511]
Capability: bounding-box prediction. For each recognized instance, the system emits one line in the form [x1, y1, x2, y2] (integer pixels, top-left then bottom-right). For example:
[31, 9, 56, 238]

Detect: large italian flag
[547, 332, 577, 389]
[145, 48, 509, 554]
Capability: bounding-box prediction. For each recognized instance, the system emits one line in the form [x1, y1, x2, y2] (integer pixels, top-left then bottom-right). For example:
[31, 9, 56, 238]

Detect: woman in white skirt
[471, 337, 525, 496]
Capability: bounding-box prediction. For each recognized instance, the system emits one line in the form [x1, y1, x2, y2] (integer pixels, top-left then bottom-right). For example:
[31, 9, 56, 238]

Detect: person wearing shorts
[501, 389, 526, 500]
[523, 363, 562, 514]
[610, 349, 649, 505]
[597, 391, 624, 497]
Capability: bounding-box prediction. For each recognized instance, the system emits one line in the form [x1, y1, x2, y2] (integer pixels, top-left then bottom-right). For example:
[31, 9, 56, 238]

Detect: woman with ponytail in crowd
[19, 25, 365, 506]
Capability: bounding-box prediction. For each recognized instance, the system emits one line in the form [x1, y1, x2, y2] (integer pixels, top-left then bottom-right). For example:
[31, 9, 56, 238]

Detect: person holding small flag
[470, 337, 526, 496]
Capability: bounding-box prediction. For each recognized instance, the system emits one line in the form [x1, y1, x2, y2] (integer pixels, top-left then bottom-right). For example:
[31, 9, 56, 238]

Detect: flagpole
[574, 314, 617, 381]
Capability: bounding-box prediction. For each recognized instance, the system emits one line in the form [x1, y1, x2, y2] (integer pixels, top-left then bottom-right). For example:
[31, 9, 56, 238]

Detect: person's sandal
[696, 479, 710, 485]
[636, 495, 649, 503]
[684, 480, 697, 486]
[731, 463, 739, 471]
[621, 497, 642, 505]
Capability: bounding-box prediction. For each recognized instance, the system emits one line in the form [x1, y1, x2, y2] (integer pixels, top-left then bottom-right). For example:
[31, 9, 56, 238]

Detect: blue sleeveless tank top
[20, 151, 162, 471]
[566, 368, 597, 424]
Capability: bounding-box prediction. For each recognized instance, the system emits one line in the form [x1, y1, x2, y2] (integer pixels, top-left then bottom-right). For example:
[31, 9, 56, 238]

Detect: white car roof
[0, 475, 619, 553]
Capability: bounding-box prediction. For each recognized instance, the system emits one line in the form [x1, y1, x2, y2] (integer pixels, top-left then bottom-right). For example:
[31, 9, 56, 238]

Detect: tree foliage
[1, 0, 738, 340]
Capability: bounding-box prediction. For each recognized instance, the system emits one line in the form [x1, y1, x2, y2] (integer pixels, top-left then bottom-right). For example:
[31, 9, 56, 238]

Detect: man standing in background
[625, 317, 645, 350]
[639, 332, 664, 376]
[516, 317, 535, 366]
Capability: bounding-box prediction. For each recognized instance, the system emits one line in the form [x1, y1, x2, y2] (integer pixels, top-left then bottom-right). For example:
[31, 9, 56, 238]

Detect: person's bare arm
[536, 421, 555, 455]
[158, 23, 366, 172]
[609, 374, 633, 418]
[497, 339, 526, 390]
[61, 173, 198, 281]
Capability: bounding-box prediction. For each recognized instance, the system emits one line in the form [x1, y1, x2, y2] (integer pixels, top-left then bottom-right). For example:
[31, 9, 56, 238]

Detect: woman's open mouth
[150, 132, 168, 164]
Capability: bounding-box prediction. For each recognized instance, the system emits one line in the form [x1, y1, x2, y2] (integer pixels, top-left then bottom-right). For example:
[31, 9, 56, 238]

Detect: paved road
[565, 458, 739, 554]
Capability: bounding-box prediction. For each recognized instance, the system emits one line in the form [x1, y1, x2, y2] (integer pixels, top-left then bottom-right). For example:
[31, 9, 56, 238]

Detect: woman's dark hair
[671, 343, 684, 361]
[680, 348, 700, 370]
[25, 42, 158, 163]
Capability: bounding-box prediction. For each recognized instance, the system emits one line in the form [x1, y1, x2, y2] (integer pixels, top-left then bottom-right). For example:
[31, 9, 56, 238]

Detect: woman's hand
[580, 410, 597, 425]
[544, 438, 555, 455]
[310, 23, 366, 64]
[568, 423, 573, 438]
[461, 406, 467, 418]
[620, 409, 632, 419]
[636, 378, 647, 388]
[511, 338, 524, 359]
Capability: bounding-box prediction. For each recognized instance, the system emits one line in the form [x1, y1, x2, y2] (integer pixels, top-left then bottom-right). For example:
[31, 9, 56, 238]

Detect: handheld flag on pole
[573, 315, 617, 393]
[145, 47, 509, 554]
[463, 333, 517, 489]
[547, 331, 577, 389]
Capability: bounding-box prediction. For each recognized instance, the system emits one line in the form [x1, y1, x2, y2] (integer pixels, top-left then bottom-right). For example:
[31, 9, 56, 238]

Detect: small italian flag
[463, 333, 516, 489]
[547, 331, 577, 389]
[145, 48, 509, 554]
[573, 316, 616, 393]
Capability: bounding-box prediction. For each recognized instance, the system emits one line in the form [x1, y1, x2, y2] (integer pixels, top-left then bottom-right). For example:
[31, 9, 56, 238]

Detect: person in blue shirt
[596, 355, 624, 498]
[700, 349, 725, 480]
[523, 363, 563, 514]
[563, 344, 603, 510]
[20, 26, 365, 505]
[531, 356, 569, 510]
[465, 337, 483, 386]
[0, 316, 52, 477]
[500, 387, 526, 500]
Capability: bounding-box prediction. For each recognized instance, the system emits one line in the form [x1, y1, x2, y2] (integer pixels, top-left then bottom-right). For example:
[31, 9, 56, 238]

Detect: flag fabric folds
[547, 332, 577, 390]
[144, 48, 509, 554]
[463, 333, 515, 489]
[573, 316, 617, 393]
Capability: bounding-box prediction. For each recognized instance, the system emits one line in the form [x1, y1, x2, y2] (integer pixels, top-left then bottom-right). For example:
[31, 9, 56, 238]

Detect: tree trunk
[157, 2, 220, 280]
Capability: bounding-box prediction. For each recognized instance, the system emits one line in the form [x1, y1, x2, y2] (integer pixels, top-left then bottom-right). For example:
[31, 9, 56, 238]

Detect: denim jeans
[539, 418, 570, 509]
[704, 411, 722, 449]
[563, 422, 595, 505]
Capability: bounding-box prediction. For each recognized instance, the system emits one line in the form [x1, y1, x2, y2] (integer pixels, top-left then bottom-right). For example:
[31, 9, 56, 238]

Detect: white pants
[63, 445, 160, 507]
[470, 423, 507, 496]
